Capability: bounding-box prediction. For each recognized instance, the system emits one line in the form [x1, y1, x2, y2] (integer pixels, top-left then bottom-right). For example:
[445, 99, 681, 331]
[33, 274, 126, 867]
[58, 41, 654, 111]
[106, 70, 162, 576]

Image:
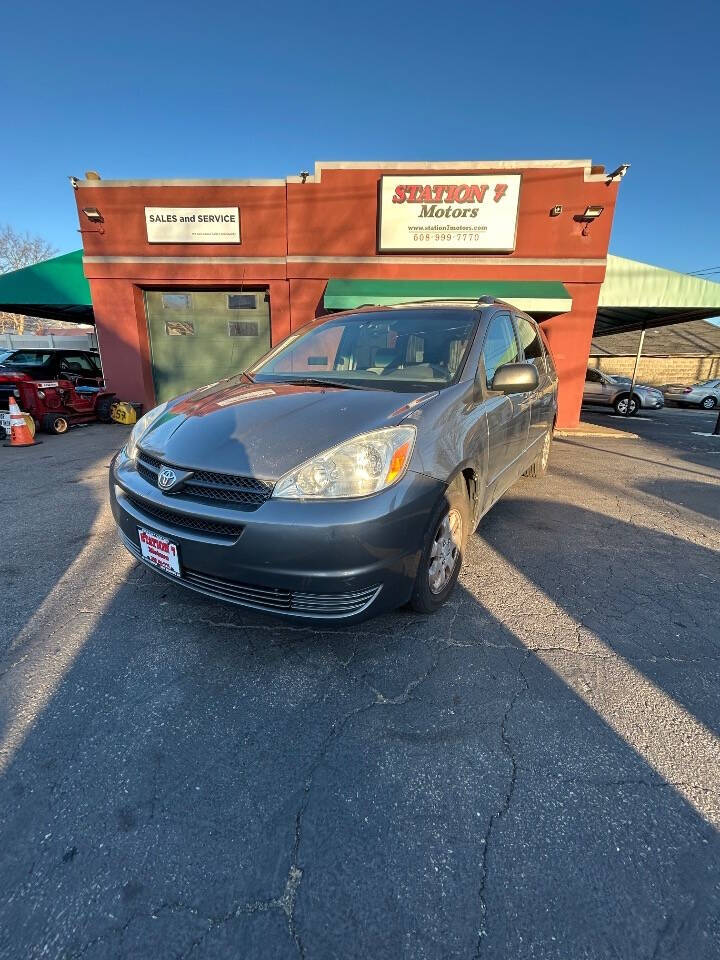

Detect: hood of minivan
[138, 379, 430, 481]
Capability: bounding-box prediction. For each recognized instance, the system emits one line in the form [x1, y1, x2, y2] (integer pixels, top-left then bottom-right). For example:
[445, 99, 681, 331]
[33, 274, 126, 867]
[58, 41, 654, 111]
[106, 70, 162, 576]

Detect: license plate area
[138, 526, 181, 577]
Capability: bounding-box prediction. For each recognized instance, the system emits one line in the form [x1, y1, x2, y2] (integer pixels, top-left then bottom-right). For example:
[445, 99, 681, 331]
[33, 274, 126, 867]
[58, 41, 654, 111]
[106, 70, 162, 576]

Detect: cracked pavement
[1, 406, 719, 959]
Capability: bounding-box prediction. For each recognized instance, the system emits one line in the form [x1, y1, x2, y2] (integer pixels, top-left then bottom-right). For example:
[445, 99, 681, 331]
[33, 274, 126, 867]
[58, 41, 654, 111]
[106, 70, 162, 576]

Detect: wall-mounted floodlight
[82, 207, 104, 223]
[574, 205, 604, 236]
[550, 205, 563, 217]
[576, 206, 604, 221]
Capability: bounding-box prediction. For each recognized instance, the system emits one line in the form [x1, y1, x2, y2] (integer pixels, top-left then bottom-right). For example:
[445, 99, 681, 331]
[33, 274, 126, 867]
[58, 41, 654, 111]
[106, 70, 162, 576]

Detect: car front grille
[120, 532, 380, 619]
[124, 493, 244, 539]
[137, 449, 273, 506]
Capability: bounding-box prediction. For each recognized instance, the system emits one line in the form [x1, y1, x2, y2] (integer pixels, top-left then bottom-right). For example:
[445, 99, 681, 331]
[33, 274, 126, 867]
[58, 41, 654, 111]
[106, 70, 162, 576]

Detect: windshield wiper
[280, 377, 367, 390]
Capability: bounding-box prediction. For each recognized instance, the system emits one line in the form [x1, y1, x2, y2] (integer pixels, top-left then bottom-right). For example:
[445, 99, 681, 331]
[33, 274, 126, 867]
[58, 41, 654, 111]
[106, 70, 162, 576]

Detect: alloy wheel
[617, 397, 637, 415]
[428, 508, 463, 594]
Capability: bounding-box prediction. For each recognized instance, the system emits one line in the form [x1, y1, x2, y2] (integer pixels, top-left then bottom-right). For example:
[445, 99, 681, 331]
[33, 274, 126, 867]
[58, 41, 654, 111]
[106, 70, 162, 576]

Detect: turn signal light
[386, 440, 412, 486]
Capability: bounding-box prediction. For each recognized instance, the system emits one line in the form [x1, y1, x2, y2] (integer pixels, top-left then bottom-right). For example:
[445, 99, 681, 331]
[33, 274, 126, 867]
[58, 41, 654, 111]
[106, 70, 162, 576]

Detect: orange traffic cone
[3, 396, 41, 447]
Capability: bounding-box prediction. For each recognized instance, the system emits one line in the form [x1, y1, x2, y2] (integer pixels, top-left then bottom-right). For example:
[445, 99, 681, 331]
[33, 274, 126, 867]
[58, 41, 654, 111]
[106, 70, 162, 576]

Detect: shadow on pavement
[0, 489, 719, 958]
[635, 478, 720, 523]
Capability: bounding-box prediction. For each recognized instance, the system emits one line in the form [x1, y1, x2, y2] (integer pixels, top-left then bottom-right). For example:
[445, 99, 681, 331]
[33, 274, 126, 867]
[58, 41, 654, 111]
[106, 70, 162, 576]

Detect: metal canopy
[594, 255, 720, 336]
[0, 249, 94, 324]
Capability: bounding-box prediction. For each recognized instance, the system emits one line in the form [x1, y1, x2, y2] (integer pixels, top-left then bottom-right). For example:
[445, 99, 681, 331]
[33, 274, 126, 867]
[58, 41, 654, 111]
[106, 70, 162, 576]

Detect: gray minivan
[110, 301, 557, 622]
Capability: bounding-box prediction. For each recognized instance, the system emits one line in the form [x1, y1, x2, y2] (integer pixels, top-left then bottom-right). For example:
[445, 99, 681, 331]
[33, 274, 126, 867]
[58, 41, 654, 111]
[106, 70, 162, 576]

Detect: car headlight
[125, 402, 169, 461]
[273, 425, 416, 500]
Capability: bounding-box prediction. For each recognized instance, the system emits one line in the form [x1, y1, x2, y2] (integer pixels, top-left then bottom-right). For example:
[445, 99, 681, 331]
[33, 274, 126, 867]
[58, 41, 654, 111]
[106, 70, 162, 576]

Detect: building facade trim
[84, 255, 607, 268]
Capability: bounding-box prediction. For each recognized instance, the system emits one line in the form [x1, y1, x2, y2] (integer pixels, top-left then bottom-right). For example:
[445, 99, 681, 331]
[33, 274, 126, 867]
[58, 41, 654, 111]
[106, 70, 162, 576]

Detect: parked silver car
[110, 301, 558, 622]
[663, 378, 720, 410]
[605, 376, 664, 410]
[582, 369, 663, 415]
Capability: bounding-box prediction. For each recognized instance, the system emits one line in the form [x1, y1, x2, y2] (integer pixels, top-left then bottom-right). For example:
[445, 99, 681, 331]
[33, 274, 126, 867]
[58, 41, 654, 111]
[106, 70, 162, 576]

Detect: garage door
[145, 290, 271, 403]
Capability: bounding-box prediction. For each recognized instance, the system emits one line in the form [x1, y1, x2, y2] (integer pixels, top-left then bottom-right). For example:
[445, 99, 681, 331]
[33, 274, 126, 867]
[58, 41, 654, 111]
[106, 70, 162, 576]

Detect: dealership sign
[145, 207, 240, 244]
[379, 175, 521, 252]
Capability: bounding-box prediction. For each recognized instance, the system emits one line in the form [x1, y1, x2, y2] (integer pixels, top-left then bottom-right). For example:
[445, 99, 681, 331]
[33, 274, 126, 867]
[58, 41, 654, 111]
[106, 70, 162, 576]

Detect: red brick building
[72, 160, 622, 427]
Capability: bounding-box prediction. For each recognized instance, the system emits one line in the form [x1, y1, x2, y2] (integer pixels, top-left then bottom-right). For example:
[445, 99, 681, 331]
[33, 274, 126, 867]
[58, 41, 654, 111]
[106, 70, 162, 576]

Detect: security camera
[606, 163, 630, 183]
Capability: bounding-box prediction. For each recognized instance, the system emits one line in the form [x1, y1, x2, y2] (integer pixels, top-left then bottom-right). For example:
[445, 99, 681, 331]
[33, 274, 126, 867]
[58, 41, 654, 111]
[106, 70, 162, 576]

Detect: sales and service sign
[145, 207, 240, 244]
[379, 175, 521, 252]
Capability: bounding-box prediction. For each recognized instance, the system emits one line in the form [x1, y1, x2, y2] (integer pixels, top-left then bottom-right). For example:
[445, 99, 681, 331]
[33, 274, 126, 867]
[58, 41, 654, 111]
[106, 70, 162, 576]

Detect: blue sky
[2, 0, 718, 278]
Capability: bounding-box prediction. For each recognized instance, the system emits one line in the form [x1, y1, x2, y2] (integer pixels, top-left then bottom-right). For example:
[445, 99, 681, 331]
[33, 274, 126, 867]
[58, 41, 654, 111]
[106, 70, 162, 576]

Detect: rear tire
[95, 394, 115, 422]
[613, 394, 638, 415]
[525, 428, 552, 478]
[701, 396, 717, 410]
[41, 414, 69, 435]
[410, 479, 470, 614]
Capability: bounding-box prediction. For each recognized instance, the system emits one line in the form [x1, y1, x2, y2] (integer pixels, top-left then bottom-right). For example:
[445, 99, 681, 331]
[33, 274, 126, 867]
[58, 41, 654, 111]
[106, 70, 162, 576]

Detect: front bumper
[109, 451, 445, 622]
[639, 394, 664, 409]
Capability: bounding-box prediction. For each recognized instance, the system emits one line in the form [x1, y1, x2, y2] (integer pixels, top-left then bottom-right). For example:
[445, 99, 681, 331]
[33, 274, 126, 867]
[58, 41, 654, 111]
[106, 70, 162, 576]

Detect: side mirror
[491, 362, 539, 395]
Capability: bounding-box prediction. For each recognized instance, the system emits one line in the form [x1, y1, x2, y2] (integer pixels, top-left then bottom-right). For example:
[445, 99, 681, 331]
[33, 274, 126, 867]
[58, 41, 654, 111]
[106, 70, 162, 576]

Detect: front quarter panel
[406, 381, 489, 492]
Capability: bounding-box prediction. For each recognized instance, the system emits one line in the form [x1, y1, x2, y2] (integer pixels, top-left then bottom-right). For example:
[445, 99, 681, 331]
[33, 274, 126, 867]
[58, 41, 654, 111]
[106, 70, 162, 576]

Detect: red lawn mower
[0, 370, 116, 437]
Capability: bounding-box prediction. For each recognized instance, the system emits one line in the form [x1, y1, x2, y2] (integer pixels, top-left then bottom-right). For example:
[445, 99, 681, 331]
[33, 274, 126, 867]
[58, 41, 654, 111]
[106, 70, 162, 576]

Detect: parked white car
[663, 378, 720, 410]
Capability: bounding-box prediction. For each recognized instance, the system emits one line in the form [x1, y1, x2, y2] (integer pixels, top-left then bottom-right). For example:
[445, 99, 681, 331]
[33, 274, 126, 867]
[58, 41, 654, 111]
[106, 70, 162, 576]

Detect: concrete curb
[554, 424, 639, 440]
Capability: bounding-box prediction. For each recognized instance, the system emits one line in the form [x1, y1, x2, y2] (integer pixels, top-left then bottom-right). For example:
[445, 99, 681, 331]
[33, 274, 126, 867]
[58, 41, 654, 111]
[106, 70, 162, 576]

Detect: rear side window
[482, 313, 519, 388]
[60, 354, 96, 373]
[515, 315, 546, 372]
[6, 351, 51, 366]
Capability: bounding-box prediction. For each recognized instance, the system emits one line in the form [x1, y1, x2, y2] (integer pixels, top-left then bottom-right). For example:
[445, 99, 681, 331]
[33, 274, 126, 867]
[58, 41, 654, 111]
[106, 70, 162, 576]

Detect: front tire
[41, 414, 69, 434]
[701, 396, 717, 410]
[410, 480, 470, 614]
[614, 394, 639, 415]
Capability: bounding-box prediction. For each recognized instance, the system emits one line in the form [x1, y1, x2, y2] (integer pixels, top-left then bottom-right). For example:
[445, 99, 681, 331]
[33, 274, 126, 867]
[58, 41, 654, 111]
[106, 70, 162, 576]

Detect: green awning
[0, 249, 93, 323]
[595, 255, 720, 336]
[324, 279, 572, 314]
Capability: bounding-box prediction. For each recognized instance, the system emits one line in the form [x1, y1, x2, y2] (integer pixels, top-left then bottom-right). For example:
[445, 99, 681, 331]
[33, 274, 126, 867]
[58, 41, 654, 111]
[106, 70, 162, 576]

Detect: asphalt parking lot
[1, 407, 719, 960]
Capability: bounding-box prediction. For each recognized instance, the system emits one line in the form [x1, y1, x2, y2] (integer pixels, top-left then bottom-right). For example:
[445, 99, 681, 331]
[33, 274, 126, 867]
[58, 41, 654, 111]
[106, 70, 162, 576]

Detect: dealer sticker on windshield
[138, 527, 181, 577]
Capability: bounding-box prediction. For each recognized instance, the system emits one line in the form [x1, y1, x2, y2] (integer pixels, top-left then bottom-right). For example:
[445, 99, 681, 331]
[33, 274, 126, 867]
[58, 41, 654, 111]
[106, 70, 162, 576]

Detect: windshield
[251, 308, 477, 391]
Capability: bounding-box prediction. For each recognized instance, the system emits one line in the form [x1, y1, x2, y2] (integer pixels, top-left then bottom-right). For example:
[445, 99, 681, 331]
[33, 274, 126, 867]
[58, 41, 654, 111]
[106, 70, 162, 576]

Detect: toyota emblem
[157, 467, 178, 491]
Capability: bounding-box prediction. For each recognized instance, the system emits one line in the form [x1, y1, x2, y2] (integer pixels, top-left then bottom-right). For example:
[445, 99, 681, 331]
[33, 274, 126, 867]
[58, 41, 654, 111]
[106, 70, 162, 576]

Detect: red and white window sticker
[138, 527, 181, 577]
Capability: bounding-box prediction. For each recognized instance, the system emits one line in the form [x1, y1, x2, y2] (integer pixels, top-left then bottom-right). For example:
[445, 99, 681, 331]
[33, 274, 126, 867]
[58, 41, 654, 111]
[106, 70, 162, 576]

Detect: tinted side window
[482, 313, 519, 388]
[61, 354, 96, 373]
[515, 315, 546, 371]
[585, 369, 602, 383]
